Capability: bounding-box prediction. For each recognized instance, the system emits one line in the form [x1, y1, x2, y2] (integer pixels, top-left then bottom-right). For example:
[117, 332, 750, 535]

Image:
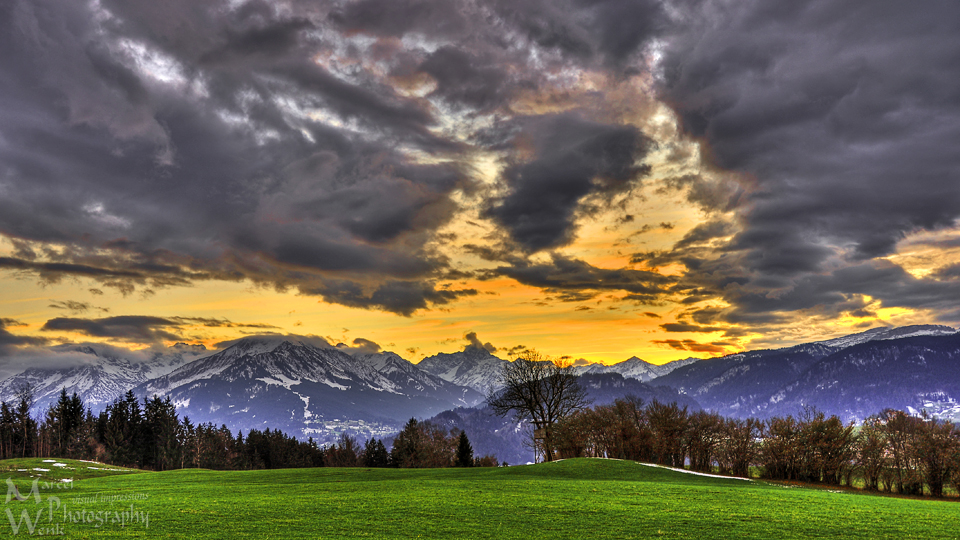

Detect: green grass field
[3, 458, 958, 539]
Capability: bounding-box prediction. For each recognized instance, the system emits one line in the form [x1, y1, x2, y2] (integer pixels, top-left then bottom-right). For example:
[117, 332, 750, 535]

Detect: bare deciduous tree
[488, 351, 590, 462]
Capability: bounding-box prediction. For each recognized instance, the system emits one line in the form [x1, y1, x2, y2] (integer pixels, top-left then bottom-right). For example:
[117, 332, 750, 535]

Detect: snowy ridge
[352, 351, 486, 407]
[0, 343, 205, 413]
[816, 325, 957, 349]
[574, 357, 700, 382]
[130, 337, 486, 444]
[418, 349, 700, 394]
[416, 348, 509, 394]
[141, 339, 404, 397]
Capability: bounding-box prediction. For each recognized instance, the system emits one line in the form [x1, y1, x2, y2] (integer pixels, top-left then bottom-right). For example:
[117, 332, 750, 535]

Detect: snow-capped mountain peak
[416, 347, 509, 394]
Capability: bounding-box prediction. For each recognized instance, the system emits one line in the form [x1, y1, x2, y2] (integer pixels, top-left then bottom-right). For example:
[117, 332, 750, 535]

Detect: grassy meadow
[2, 457, 958, 539]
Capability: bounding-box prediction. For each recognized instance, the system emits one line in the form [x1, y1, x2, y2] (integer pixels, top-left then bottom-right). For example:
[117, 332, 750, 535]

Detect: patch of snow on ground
[639, 463, 752, 481]
[42, 459, 57, 462]
[53, 463, 67, 467]
[33, 468, 49, 472]
[294, 392, 312, 419]
[320, 378, 348, 390]
[256, 373, 302, 390]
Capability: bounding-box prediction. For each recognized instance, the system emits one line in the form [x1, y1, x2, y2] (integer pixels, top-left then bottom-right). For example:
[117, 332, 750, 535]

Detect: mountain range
[0, 324, 958, 449]
[655, 324, 960, 422]
[131, 337, 485, 441]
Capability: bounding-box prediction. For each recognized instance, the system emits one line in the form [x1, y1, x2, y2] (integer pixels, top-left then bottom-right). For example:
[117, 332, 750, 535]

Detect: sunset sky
[2, 0, 960, 373]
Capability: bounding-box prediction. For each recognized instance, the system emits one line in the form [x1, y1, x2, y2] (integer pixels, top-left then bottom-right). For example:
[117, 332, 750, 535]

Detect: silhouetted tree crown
[488, 351, 591, 462]
[456, 431, 474, 467]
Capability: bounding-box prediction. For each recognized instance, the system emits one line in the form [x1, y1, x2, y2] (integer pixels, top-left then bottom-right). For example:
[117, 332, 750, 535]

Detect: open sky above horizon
[2, 0, 960, 371]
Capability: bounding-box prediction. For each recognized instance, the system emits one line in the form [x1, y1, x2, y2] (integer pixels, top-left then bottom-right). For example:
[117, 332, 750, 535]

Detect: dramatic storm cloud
[644, 0, 960, 339]
[1, 0, 958, 363]
[483, 114, 653, 252]
[0, 0, 664, 316]
[0, 0, 474, 314]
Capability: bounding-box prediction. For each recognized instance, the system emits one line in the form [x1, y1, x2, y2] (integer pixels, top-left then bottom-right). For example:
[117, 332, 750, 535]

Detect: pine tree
[103, 390, 143, 467]
[456, 431, 474, 467]
[44, 388, 85, 458]
[143, 395, 181, 471]
[363, 438, 389, 467]
[390, 418, 423, 467]
[14, 385, 36, 458]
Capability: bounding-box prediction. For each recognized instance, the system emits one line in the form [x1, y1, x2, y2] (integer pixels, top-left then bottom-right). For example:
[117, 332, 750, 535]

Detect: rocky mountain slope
[133, 337, 483, 443]
[653, 325, 960, 421]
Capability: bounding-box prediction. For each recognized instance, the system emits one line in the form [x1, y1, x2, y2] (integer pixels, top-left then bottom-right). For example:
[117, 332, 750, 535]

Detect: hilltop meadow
[3, 457, 959, 539]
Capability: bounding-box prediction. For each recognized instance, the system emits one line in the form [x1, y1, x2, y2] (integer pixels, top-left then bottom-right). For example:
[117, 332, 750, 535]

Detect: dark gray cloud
[168, 317, 279, 330]
[4, 0, 957, 335]
[0, 0, 486, 314]
[0, 319, 48, 354]
[332, 0, 470, 39]
[490, 254, 674, 302]
[302, 279, 479, 317]
[652, 338, 727, 355]
[649, 0, 960, 330]
[337, 0, 665, 67]
[490, 0, 666, 66]
[483, 114, 653, 252]
[0, 0, 666, 317]
[41, 316, 183, 343]
[464, 331, 497, 353]
[346, 337, 382, 354]
[672, 219, 734, 250]
[417, 47, 509, 112]
[661, 0, 960, 262]
[40, 314, 279, 344]
[48, 300, 109, 314]
[933, 264, 960, 281]
[659, 323, 724, 334]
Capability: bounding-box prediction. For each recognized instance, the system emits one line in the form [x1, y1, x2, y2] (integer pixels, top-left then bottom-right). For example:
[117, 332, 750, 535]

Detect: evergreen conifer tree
[456, 431, 474, 467]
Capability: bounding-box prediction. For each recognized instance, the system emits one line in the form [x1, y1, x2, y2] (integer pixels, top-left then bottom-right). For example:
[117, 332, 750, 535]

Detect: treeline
[0, 389, 495, 470]
[551, 397, 960, 498]
[326, 418, 498, 468]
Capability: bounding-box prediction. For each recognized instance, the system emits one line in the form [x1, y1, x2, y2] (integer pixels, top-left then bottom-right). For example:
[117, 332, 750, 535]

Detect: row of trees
[550, 397, 960, 497]
[0, 388, 495, 471]
[326, 418, 498, 468]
